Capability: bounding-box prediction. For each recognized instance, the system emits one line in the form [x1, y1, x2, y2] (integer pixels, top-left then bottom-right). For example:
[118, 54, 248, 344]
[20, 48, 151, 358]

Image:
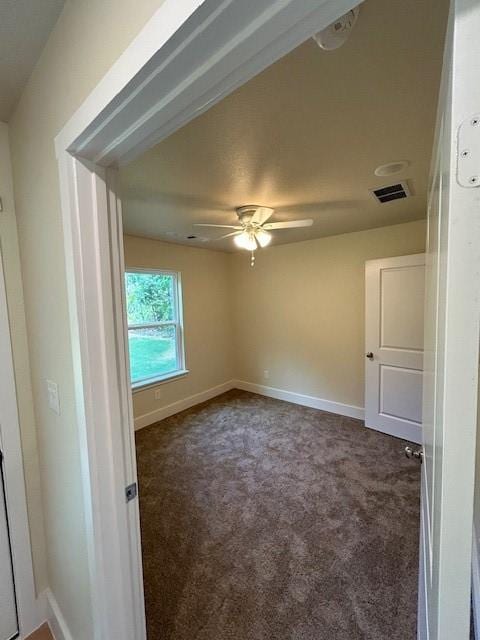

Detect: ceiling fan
[194, 205, 313, 265]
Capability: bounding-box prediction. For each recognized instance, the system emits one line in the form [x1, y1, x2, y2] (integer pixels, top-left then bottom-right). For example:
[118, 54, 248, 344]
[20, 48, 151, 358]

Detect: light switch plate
[47, 379, 60, 415]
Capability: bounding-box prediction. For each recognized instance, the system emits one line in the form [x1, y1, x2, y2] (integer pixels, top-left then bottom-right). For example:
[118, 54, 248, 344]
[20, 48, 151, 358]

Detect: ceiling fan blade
[194, 223, 243, 229]
[251, 206, 274, 225]
[216, 231, 242, 240]
[264, 219, 313, 230]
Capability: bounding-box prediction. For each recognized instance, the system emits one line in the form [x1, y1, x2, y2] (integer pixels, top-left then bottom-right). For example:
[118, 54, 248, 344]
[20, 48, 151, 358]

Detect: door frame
[54, 1, 363, 638]
[419, 0, 480, 636]
[0, 244, 39, 638]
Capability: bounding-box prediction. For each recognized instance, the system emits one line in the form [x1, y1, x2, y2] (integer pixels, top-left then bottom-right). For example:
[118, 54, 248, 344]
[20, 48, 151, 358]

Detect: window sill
[131, 369, 189, 393]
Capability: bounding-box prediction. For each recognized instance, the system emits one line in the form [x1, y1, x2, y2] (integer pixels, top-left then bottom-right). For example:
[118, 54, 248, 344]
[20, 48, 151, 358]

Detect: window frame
[125, 267, 187, 390]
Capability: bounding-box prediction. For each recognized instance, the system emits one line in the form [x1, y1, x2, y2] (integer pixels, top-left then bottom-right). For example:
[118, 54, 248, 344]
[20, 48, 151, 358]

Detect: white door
[365, 253, 425, 444]
[0, 455, 18, 640]
[418, 0, 480, 638]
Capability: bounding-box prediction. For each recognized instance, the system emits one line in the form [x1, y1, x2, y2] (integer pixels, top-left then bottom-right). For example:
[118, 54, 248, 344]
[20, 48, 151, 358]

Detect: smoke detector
[374, 160, 410, 177]
[313, 6, 360, 51]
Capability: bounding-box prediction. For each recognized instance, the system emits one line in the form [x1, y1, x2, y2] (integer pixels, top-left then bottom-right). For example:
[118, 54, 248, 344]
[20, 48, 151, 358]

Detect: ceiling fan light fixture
[255, 229, 272, 248]
[196, 205, 313, 262]
[234, 231, 257, 251]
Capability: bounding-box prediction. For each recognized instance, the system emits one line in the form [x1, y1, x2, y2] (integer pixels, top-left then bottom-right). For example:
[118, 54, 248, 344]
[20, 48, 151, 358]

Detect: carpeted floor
[136, 389, 421, 640]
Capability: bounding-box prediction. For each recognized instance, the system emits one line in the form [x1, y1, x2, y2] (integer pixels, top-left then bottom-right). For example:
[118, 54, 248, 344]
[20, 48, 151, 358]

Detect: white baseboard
[134, 380, 235, 429]
[35, 590, 47, 622]
[472, 525, 480, 639]
[17, 592, 47, 639]
[233, 380, 365, 420]
[134, 378, 365, 430]
[44, 589, 74, 640]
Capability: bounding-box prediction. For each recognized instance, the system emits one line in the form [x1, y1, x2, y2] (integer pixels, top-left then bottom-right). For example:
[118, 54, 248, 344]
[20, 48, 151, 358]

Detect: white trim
[55, 0, 361, 164]
[472, 525, 480, 640]
[134, 381, 235, 430]
[53, 1, 372, 638]
[57, 155, 140, 640]
[417, 483, 429, 640]
[133, 379, 366, 431]
[419, 4, 480, 635]
[33, 590, 47, 629]
[106, 169, 146, 640]
[0, 233, 39, 637]
[132, 369, 189, 392]
[234, 380, 365, 421]
[54, 0, 206, 157]
[44, 589, 74, 640]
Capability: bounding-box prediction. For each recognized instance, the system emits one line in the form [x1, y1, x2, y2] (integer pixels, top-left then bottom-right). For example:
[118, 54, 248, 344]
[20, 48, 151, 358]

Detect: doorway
[54, 1, 480, 637]
[116, 0, 440, 636]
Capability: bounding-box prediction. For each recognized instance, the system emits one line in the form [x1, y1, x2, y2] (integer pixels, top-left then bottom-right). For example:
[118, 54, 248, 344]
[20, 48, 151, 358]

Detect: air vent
[371, 181, 410, 204]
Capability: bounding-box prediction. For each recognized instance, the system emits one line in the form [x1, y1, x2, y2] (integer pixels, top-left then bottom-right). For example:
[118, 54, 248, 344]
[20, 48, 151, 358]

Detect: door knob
[405, 446, 424, 463]
[366, 352, 374, 360]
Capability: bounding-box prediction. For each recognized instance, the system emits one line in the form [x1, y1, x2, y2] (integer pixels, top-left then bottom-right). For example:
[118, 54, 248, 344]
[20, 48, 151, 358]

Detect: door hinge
[125, 482, 137, 502]
[457, 114, 480, 187]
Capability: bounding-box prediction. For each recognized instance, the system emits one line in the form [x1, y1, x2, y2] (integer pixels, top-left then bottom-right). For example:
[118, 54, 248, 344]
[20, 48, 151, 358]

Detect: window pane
[128, 326, 178, 383]
[125, 272, 175, 324]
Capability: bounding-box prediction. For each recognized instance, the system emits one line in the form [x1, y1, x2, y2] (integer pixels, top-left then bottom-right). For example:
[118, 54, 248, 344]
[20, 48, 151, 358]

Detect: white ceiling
[120, 0, 448, 252]
[0, 0, 65, 122]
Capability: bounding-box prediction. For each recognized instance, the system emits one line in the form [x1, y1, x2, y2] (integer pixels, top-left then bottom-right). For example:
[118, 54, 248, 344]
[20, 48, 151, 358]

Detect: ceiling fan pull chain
[250, 251, 255, 267]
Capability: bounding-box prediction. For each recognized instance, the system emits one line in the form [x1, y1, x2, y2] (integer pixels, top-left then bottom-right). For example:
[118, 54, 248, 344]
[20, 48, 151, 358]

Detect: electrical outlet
[46, 379, 60, 415]
[154, 388, 162, 400]
[263, 369, 269, 380]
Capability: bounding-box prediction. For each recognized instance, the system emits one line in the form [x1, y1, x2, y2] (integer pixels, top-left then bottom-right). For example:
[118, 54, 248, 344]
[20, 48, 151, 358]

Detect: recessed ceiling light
[374, 160, 410, 177]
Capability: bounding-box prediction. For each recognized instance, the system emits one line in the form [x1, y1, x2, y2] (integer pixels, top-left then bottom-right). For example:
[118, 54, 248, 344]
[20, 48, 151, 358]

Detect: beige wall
[230, 220, 427, 409]
[124, 235, 234, 420]
[127, 220, 426, 421]
[0, 123, 47, 591]
[8, 1, 166, 638]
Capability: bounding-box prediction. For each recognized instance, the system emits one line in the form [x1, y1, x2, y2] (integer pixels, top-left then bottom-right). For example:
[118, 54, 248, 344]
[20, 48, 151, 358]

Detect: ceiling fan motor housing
[236, 205, 265, 223]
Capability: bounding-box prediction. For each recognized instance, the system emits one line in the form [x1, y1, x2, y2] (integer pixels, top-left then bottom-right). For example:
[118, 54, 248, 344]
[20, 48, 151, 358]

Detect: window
[125, 270, 186, 388]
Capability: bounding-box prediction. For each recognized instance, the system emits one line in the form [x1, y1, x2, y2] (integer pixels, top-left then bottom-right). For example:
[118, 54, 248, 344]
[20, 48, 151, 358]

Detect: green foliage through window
[125, 271, 183, 384]
[125, 272, 174, 324]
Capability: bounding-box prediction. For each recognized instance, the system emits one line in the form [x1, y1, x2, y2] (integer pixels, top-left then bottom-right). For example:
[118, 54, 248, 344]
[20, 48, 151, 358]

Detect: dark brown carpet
[136, 389, 420, 640]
